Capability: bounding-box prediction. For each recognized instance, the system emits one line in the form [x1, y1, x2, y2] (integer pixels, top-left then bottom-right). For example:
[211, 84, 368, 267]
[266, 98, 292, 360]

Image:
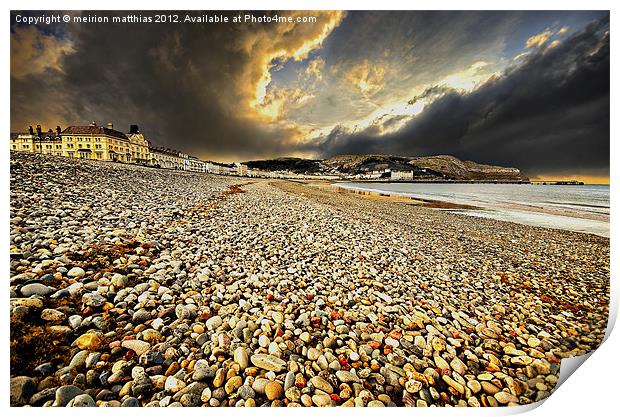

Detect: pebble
[53, 385, 84, 407]
[312, 394, 332, 407]
[75, 333, 102, 351]
[20, 283, 54, 297]
[121, 340, 151, 356]
[68, 393, 96, 407]
[265, 381, 283, 400]
[41, 308, 66, 322]
[205, 315, 223, 331]
[10, 376, 36, 406]
[250, 354, 286, 373]
[67, 267, 86, 278]
[310, 376, 333, 394]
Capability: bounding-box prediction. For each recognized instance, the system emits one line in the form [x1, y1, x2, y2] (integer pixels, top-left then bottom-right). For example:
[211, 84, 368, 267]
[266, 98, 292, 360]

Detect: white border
[2, 2, 616, 416]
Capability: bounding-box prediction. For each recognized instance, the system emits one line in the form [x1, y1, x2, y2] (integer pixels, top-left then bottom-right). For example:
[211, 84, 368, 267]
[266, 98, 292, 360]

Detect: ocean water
[335, 182, 610, 237]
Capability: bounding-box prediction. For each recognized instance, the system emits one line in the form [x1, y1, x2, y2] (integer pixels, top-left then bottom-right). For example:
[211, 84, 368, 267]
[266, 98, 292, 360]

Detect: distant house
[149, 146, 185, 170]
[235, 163, 248, 176]
[10, 125, 63, 156]
[391, 170, 414, 181]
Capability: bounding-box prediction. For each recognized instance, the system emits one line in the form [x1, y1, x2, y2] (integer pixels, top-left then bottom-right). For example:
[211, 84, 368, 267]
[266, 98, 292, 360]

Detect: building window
[12, 145, 16, 150]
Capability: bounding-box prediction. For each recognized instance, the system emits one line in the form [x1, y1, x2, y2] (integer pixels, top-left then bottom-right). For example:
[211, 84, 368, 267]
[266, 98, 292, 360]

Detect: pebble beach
[9, 152, 610, 407]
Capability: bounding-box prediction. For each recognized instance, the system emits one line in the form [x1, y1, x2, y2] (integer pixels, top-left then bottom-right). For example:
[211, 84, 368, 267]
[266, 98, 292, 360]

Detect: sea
[334, 182, 610, 237]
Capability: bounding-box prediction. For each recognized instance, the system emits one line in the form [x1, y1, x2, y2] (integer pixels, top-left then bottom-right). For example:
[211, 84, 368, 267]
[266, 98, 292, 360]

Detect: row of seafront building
[9, 122, 432, 182]
[9, 122, 248, 176]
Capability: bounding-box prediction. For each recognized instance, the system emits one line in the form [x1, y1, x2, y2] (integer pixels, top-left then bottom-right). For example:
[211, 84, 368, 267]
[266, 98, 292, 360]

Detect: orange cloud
[558, 26, 569, 36]
[11, 26, 74, 79]
[345, 60, 386, 96]
[233, 11, 345, 121]
[305, 57, 326, 81]
[526, 29, 553, 48]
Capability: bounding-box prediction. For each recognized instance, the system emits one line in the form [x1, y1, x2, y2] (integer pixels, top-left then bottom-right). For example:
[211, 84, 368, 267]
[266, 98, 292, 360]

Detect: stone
[336, 370, 360, 383]
[82, 292, 106, 307]
[238, 385, 255, 400]
[206, 315, 223, 331]
[467, 379, 482, 394]
[442, 375, 464, 394]
[175, 304, 191, 320]
[495, 391, 519, 404]
[272, 311, 284, 324]
[481, 381, 501, 395]
[450, 357, 467, 375]
[68, 267, 86, 278]
[234, 347, 249, 370]
[285, 386, 301, 402]
[265, 381, 283, 400]
[165, 376, 186, 393]
[53, 385, 84, 407]
[258, 335, 270, 348]
[312, 393, 332, 407]
[250, 354, 286, 373]
[132, 309, 151, 323]
[121, 397, 140, 407]
[307, 348, 321, 360]
[121, 339, 151, 356]
[20, 283, 53, 297]
[310, 376, 333, 394]
[68, 393, 96, 407]
[75, 333, 102, 351]
[151, 317, 165, 330]
[201, 387, 212, 402]
[405, 379, 422, 394]
[111, 274, 128, 288]
[527, 337, 541, 348]
[284, 371, 295, 390]
[192, 359, 215, 381]
[225, 376, 243, 394]
[69, 350, 89, 369]
[41, 308, 66, 322]
[213, 368, 226, 387]
[10, 376, 36, 406]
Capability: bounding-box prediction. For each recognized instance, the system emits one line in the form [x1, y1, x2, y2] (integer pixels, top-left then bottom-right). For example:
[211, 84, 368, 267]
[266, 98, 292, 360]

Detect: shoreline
[325, 181, 609, 238]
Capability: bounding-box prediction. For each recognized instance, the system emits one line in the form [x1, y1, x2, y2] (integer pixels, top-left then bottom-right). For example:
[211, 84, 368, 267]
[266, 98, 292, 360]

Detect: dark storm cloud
[316, 17, 610, 177]
[10, 10, 342, 161]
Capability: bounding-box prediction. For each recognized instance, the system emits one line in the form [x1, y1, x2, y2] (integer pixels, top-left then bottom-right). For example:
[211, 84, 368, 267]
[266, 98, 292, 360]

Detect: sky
[10, 10, 610, 181]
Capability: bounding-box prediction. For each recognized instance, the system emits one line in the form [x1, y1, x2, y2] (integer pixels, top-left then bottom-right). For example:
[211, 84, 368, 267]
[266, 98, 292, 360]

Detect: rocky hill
[244, 157, 324, 174]
[408, 155, 526, 181]
[244, 154, 528, 181]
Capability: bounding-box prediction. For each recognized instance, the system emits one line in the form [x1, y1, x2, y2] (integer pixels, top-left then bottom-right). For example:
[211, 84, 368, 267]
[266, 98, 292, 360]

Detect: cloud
[10, 26, 74, 79]
[526, 29, 553, 48]
[344, 60, 386, 96]
[437, 61, 497, 92]
[314, 17, 610, 177]
[240, 11, 345, 120]
[304, 57, 325, 80]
